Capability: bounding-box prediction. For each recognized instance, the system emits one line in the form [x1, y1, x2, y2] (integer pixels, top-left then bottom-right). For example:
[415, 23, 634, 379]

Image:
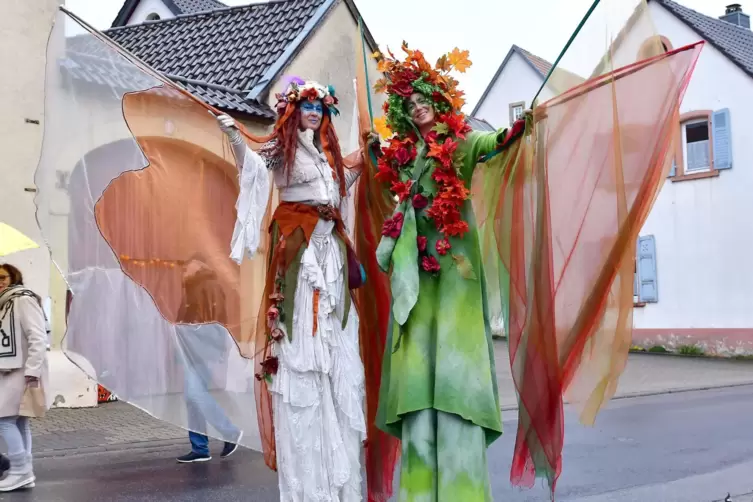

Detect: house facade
[471, 45, 554, 129]
[470, 1, 753, 355]
[622, 1, 753, 355]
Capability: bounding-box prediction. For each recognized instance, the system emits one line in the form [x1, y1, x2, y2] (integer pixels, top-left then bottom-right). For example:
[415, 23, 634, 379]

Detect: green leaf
[432, 122, 449, 135]
[390, 205, 420, 325]
[452, 253, 477, 280]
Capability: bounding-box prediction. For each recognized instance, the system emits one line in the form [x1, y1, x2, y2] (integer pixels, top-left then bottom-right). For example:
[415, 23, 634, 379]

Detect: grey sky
[65, 0, 744, 108]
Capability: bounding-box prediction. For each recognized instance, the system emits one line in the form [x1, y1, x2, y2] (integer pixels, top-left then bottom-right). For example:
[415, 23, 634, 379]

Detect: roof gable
[112, 0, 228, 28]
[471, 45, 552, 116]
[652, 0, 753, 78]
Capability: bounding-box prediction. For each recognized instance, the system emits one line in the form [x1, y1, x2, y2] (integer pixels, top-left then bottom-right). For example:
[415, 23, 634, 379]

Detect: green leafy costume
[376, 129, 508, 501]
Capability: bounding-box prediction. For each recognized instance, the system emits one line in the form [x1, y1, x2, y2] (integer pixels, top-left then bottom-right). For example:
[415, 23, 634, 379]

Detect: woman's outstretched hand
[216, 113, 243, 144]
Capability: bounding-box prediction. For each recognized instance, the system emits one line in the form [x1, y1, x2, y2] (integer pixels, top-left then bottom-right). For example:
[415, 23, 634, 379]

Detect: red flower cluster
[421, 256, 440, 274]
[375, 137, 418, 185]
[382, 212, 404, 239]
[388, 69, 419, 97]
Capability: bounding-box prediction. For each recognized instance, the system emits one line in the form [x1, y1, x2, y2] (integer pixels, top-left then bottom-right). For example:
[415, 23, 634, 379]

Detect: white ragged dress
[230, 128, 365, 502]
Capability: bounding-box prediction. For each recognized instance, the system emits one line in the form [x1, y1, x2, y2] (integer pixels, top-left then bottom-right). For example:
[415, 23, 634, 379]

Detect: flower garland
[373, 43, 473, 274]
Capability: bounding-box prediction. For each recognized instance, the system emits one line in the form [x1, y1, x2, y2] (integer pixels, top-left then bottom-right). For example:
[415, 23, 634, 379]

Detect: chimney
[719, 3, 751, 29]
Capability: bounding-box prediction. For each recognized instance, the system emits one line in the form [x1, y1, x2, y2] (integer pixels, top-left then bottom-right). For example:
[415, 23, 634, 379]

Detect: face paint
[300, 100, 324, 131]
[407, 93, 435, 128]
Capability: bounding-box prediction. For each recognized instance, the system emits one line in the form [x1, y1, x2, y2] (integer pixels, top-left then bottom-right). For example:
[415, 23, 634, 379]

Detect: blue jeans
[178, 325, 240, 455]
[0, 417, 31, 474]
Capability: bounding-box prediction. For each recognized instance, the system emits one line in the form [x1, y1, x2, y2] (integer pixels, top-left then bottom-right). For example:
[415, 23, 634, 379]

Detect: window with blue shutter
[712, 108, 732, 170]
[637, 235, 658, 303]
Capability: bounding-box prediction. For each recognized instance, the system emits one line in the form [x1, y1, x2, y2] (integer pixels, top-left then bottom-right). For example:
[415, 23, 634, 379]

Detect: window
[668, 109, 732, 180]
[145, 12, 161, 21]
[682, 119, 711, 173]
[634, 235, 658, 305]
[637, 36, 673, 60]
[509, 101, 525, 127]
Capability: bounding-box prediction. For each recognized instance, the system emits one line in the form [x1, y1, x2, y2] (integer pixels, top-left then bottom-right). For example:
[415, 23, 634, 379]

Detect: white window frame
[681, 118, 711, 174]
[509, 101, 525, 127]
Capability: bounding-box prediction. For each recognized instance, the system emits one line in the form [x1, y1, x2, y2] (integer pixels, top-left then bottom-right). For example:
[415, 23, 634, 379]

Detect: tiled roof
[466, 116, 496, 132]
[99, 0, 335, 119]
[515, 46, 553, 78]
[105, 0, 329, 91]
[169, 0, 227, 14]
[471, 45, 553, 116]
[653, 0, 753, 78]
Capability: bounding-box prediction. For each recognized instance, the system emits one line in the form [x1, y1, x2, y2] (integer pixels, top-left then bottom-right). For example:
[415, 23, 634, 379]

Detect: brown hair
[275, 102, 346, 197]
[0, 263, 24, 286]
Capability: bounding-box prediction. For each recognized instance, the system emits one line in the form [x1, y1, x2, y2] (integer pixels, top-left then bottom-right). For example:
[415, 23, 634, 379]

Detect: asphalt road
[4, 386, 753, 502]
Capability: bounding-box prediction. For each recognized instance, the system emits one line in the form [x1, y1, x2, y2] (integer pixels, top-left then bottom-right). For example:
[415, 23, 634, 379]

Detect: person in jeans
[0, 264, 48, 491]
[175, 256, 242, 463]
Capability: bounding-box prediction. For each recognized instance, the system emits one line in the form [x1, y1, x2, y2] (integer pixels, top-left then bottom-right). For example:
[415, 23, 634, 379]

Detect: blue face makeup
[301, 101, 323, 115]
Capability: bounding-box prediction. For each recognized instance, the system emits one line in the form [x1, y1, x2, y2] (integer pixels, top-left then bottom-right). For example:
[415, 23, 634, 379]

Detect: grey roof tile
[105, 0, 328, 91]
[654, 0, 753, 77]
[169, 0, 227, 14]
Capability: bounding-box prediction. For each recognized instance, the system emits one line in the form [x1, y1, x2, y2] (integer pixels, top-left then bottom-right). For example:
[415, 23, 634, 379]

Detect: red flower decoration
[417, 236, 427, 253]
[375, 158, 398, 184]
[390, 81, 414, 98]
[436, 238, 451, 256]
[391, 180, 413, 202]
[270, 328, 285, 342]
[421, 256, 441, 274]
[260, 356, 279, 375]
[442, 221, 470, 238]
[382, 212, 404, 239]
[394, 147, 412, 166]
[412, 193, 429, 210]
[440, 113, 473, 140]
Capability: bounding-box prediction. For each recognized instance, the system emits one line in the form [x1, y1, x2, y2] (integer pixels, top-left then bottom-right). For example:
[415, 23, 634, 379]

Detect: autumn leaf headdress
[274, 76, 340, 116]
[373, 43, 471, 138]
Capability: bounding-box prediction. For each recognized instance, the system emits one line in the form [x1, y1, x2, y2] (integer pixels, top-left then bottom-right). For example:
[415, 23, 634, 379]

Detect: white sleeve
[344, 168, 362, 189]
[18, 297, 47, 379]
[230, 144, 271, 263]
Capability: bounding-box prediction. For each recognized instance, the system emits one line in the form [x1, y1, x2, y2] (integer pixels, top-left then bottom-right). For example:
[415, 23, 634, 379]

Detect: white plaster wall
[126, 0, 175, 25]
[628, 3, 753, 329]
[0, 0, 59, 320]
[473, 52, 545, 129]
[475, 52, 552, 128]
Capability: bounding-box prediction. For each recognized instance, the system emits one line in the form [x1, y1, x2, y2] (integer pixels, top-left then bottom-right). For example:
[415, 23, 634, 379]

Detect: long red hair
[274, 102, 347, 197]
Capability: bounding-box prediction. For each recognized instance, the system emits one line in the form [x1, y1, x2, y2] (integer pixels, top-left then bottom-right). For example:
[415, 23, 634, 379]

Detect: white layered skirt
[268, 218, 366, 502]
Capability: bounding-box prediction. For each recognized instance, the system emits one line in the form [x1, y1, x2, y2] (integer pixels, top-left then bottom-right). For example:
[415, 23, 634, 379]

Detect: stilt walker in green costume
[370, 44, 527, 502]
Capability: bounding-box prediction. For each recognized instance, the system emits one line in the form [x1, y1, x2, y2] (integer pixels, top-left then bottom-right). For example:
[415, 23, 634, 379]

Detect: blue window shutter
[712, 108, 732, 170]
[637, 235, 658, 303]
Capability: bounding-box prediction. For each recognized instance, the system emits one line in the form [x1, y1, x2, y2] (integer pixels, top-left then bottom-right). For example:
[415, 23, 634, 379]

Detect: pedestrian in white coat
[0, 264, 49, 491]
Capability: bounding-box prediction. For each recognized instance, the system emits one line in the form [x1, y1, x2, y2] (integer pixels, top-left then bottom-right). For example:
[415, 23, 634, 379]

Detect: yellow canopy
[0, 222, 39, 258]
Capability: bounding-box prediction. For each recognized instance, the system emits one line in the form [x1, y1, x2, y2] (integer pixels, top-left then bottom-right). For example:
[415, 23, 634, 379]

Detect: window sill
[670, 170, 719, 182]
[633, 302, 647, 308]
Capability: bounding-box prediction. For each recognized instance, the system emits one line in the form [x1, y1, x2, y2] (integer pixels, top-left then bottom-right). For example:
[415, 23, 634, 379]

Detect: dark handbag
[347, 246, 366, 290]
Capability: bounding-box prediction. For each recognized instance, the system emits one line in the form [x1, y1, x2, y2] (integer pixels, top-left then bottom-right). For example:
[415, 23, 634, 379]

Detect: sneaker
[176, 452, 211, 463]
[221, 430, 243, 458]
[0, 472, 35, 492]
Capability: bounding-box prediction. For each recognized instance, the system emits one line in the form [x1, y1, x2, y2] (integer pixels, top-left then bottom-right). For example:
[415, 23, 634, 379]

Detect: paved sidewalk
[13, 340, 753, 457]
